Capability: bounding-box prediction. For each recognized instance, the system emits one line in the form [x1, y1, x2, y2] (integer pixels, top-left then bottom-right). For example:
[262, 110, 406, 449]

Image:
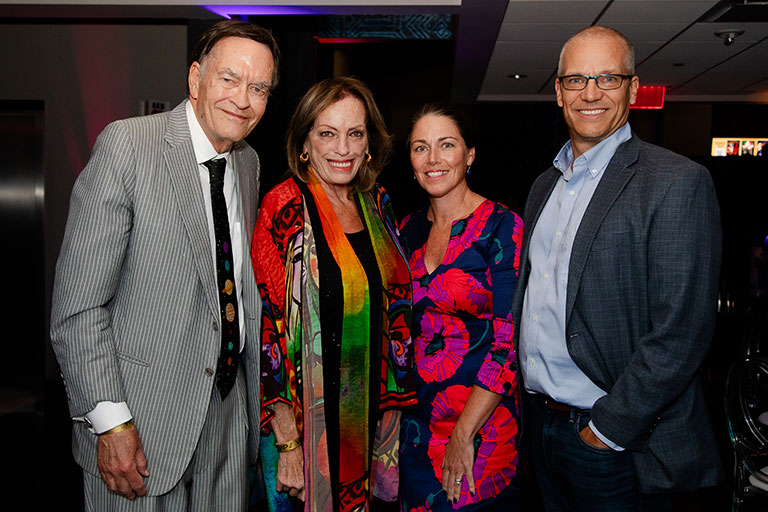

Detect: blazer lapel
[565, 135, 640, 323]
[163, 102, 219, 316]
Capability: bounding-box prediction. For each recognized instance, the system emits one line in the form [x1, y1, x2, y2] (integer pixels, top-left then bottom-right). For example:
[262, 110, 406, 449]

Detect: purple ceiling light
[201, 5, 329, 18]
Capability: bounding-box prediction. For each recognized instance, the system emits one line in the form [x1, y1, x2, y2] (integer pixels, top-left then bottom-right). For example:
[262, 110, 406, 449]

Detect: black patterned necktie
[203, 158, 240, 399]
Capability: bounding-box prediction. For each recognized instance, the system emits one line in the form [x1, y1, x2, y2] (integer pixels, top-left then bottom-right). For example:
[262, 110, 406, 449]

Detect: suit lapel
[163, 102, 219, 316]
[231, 141, 261, 319]
[565, 135, 640, 323]
[233, 141, 254, 234]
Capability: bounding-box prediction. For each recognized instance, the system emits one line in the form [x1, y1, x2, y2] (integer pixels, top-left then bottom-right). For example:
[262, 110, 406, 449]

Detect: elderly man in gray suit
[50, 20, 279, 510]
[513, 26, 722, 511]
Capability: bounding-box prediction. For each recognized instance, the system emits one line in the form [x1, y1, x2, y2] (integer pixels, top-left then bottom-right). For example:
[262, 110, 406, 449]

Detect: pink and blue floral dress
[398, 200, 523, 511]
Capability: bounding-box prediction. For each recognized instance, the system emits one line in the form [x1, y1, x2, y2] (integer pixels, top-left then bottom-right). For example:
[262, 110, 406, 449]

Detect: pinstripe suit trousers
[83, 371, 249, 511]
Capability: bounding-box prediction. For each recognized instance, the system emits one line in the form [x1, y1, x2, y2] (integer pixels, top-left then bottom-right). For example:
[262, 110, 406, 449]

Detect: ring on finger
[455, 478, 462, 484]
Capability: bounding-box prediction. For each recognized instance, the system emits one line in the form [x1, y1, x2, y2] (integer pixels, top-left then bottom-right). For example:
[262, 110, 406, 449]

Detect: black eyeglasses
[557, 74, 634, 91]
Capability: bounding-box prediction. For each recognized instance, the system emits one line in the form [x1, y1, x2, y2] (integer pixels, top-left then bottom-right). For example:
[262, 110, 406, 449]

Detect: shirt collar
[553, 122, 632, 181]
[185, 100, 231, 166]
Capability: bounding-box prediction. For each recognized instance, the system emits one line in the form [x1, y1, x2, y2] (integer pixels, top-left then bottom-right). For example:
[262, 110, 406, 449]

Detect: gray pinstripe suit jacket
[51, 100, 262, 495]
[512, 134, 723, 492]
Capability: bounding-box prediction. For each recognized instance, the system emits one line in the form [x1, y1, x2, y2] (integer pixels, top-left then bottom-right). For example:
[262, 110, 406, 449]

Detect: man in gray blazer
[50, 20, 279, 510]
[514, 26, 722, 510]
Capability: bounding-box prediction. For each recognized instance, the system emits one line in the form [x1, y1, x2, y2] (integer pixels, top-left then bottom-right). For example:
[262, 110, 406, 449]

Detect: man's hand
[96, 424, 149, 500]
[579, 425, 610, 449]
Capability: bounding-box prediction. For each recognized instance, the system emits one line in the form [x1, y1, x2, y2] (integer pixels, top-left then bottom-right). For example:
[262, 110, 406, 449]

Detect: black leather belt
[531, 394, 587, 414]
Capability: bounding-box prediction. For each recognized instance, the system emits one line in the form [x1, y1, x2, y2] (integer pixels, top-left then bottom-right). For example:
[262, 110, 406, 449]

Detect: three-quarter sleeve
[474, 207, 524, 396]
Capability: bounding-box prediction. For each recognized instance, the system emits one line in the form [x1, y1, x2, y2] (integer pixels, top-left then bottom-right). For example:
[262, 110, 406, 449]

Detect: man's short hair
[557, 25, 635, 76]
[189, 19, 281, 89]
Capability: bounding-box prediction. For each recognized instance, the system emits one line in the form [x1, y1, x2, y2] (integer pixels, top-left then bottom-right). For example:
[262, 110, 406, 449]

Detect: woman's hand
[440, 385, 504, 505]
[441, 427, 476, 504]
[270, 402, 305, 500]
[277, 446, 306, 501]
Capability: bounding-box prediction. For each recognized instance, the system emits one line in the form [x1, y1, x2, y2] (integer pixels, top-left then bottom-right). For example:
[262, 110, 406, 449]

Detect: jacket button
[205, 368, 214, 377]
[212, 322, 218, 332]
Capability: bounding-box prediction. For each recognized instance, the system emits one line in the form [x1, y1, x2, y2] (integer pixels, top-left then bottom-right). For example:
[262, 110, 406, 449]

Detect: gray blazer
[50, 101, 262, 495]
[512, 134, 723, 492]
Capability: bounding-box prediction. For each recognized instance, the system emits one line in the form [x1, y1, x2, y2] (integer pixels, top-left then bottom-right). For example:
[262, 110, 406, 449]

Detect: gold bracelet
[276, 437, 301, 453]
[99, 421, 133, 436]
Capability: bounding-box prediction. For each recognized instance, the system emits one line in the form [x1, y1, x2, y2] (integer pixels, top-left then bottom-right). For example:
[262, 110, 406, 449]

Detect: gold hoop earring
[365, 152, 372, 163]
[300, 152, 309, 163]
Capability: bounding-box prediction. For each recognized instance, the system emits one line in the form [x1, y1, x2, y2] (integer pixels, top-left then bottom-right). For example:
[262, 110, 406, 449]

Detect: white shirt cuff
[589, 420, 625, 451]
[73, 401, 133, 434]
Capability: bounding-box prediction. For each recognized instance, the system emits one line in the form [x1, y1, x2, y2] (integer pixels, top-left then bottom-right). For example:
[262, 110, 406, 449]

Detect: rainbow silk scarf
[305, 174, 410, 511]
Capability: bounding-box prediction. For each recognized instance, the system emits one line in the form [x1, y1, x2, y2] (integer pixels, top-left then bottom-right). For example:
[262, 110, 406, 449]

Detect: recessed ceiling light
[507, 74, 527, 80]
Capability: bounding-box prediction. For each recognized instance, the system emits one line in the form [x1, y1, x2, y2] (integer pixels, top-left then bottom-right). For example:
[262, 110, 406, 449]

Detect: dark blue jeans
[527, 397, 671, 512]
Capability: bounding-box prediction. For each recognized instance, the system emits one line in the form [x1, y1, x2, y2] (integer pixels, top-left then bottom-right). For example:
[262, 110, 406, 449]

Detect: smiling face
[304, 95, 368, 196]
[555, 33, 638, 158]
[409, 113, 475, 200]
[188, 36, 274, 154]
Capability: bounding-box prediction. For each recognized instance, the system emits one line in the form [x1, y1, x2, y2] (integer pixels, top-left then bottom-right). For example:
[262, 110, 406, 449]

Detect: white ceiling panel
[497, 22, 593, 42]
[646, 40, 760, 71]
[600, 1, 719, 24]
[631, 41, 671, 62]
[674, 42, 768, 94]
[502, 1, 607, 24]
[677, 73, 767, 94]
[602, 22, 692, 43]
[486, 41, 564, 68]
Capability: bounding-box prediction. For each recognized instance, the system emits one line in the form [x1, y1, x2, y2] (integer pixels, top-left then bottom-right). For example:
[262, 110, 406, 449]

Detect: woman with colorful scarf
[251, 77, 416, 512]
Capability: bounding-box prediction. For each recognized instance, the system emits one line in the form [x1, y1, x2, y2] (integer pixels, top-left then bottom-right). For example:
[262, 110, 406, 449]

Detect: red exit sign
[631, 85, 665, 109]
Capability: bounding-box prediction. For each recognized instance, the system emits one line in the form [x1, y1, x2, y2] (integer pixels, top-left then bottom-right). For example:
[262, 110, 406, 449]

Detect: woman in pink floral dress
[398, 104, 523, 511]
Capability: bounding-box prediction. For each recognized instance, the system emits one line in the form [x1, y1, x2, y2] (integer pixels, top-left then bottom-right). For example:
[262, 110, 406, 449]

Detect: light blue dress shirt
[519, 123, 632, 449]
